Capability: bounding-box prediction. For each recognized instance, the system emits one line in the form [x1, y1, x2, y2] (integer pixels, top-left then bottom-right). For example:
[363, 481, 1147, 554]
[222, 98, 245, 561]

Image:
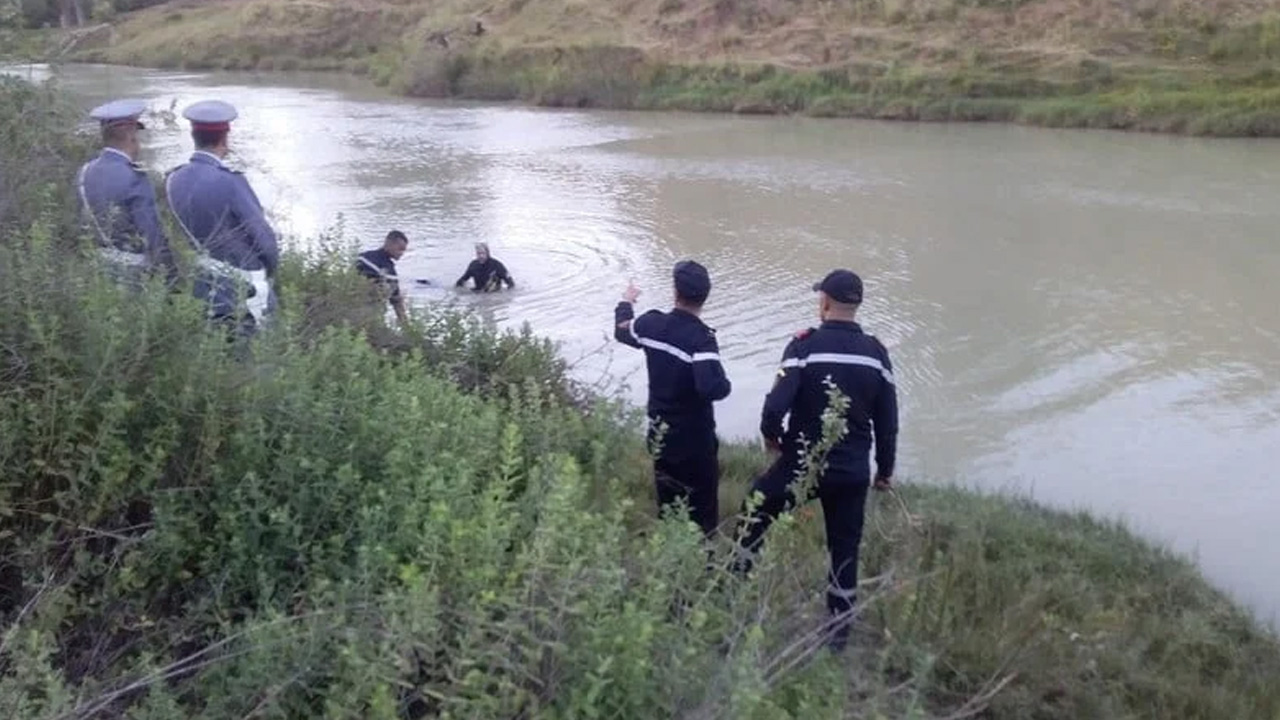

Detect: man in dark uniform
[165, 99, 280, 338]
[76, 98, 175, 287]
[455, 242, 514, 292]
[357, 229, 409, 325]
[732, 269, 898, 652]
[614, 260, 732, 536]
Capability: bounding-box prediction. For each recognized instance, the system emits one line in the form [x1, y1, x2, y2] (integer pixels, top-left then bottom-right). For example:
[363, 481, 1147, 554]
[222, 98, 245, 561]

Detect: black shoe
[825, 622, 851, 654]
[824, 611, 855, 654]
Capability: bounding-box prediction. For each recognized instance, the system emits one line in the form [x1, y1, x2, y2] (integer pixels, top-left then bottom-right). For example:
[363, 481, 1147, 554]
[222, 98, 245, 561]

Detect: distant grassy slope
[63, 0, 1280, 134]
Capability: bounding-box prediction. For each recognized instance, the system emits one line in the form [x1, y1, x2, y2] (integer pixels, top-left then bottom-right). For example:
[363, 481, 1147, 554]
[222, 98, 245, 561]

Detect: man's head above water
[812, 269, 863, 322]
[475, 242, 491, 262]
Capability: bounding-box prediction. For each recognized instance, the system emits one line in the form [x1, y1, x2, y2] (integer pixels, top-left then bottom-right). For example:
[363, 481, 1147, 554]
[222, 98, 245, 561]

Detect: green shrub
[0, 226, 865, 718]
[0, 76, 95, 239]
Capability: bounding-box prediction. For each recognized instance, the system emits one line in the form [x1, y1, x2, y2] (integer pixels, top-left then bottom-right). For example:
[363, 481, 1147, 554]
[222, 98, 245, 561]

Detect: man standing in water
[455, 242, 515, 292]
[732, 269, 898, 653]
[614, 261, 732, 537]
[165, 99, 280, 337]
[357, 229, 410, 326]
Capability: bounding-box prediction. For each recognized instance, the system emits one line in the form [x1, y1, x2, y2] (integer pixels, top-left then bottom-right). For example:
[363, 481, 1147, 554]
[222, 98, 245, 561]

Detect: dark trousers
[649, 421, 720, 537]
[734, 457, 869, 618]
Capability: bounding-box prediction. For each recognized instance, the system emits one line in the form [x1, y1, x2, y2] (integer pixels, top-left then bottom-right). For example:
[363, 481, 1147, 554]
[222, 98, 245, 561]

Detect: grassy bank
[4, 75, 1280, 719]
[15, 0, 1280, 136]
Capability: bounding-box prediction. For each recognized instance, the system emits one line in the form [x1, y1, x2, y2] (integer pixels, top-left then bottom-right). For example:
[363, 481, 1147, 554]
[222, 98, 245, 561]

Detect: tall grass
[394, 47, 1280, 136]
[3, 76, 1280, 719]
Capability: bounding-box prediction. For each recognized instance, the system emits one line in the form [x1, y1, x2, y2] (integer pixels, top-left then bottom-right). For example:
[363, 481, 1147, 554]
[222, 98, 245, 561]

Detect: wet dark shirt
[456, 258, 514, 292]
[357, 248, 401, 304]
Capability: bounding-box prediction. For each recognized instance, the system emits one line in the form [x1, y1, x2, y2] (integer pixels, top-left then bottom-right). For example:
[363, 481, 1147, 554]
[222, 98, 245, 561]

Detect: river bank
[3, 74, 1280, 718]
[6, 0, 1280, 137]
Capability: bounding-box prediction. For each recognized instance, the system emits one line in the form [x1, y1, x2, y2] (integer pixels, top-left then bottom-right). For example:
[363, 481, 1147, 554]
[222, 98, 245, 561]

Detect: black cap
[813, 269, 863, 304]
[673, 260, 711, 302]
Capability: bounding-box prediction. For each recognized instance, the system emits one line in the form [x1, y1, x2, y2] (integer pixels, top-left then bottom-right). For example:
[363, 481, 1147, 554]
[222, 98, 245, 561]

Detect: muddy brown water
[11, 62, 1280, 622]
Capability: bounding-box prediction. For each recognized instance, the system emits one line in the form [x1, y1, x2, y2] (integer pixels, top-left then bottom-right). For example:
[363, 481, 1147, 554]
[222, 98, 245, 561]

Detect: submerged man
[455, 242, 514, 292]
[76, 98, 174, 287]
[165, 99, 280, 337]
[732, 269, 898, 653]
[614, 261, 732, 536]
[357, 229, 409, 325]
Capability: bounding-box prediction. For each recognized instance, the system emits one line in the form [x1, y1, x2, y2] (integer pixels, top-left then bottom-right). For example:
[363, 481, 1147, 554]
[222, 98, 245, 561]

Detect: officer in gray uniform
[165, 99, 280, 336]
[76, 98, 174, 287]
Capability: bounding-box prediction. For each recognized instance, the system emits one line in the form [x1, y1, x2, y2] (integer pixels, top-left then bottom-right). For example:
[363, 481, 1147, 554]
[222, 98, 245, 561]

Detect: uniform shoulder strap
[76, 160, 111, 247]
[164, 169, 209, 254]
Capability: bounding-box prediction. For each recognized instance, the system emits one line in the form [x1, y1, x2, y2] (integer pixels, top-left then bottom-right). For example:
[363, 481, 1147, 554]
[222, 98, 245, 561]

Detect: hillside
[45, 0, 1280, 135]
[79, 0, 1280, 69]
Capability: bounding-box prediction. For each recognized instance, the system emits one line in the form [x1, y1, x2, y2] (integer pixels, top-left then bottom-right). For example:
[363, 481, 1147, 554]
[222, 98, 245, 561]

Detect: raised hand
[622, 279, 641, 304]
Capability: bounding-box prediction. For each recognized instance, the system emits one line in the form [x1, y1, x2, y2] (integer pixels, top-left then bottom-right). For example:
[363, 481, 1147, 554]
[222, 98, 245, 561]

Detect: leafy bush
[0, 215, 867, 718]
[0, 75, 95, 239]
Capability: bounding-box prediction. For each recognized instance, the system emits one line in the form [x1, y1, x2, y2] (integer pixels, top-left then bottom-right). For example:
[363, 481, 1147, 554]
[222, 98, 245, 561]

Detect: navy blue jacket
[615, 302, 731, 436]
[357, 248, 401, 305]
[77, 148, 172, 270]
[761, 320, 898, 481]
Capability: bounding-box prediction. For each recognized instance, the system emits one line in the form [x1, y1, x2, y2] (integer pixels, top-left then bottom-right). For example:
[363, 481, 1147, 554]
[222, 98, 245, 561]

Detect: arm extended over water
[455, 261, 477, 288]
[496, 260, 515, 288]
[614, 301, 642, 349]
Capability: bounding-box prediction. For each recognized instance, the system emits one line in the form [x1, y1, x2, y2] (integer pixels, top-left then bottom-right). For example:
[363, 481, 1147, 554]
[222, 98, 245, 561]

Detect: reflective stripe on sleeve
[779, 352, 894, 384]
[637, 337, 721, 364]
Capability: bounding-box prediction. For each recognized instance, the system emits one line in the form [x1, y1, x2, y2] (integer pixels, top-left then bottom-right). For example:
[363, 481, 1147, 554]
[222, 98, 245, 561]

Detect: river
[8, 62, 1280, 623]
